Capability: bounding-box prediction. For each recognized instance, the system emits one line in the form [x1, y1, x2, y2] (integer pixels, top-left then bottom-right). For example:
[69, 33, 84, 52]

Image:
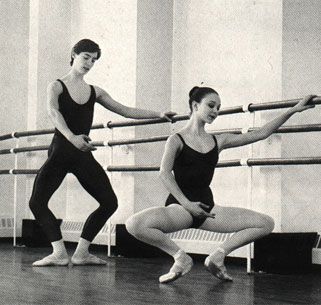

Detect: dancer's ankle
[173, 249, 186, 260]
[159, 250, 193, 284]
[51, 239, 68, 258]
[73, 238, 91, 258]
[209, 247, 226, 264]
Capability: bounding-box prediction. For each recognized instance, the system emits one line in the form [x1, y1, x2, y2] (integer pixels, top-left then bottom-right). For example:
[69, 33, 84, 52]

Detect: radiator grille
[61, 221, 116, 233]
[167, 229, 233, 241]
[0, 217, 14, 228]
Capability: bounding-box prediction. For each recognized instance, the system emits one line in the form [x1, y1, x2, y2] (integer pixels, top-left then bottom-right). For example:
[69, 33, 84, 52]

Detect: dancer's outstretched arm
[218, 95, 315, 151]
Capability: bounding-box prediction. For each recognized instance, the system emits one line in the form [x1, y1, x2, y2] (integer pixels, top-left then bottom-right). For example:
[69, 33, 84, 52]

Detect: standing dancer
[29, 39, 175, 266]
[126, 87, 315, 283]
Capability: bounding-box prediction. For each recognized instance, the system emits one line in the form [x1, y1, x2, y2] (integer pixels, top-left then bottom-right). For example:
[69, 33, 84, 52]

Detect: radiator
[0, 217, 14, 237]
[166, 229, 248, 257]
[61, 220, 116, 245]
[2, 217, 321, 264]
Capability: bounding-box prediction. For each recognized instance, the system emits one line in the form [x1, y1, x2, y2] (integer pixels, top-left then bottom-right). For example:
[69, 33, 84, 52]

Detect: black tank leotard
[29, 79, 118, 242]
[165, 133, 219, 228]
[54, 80, 94, 138]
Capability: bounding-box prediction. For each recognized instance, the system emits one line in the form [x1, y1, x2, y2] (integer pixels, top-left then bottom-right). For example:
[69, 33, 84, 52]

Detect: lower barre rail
[2, 157, 321, 174]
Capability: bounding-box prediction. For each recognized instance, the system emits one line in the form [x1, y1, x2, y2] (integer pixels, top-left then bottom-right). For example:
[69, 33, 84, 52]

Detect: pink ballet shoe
[32, 254, 69, 267]
[159, 251, 193, 284]
[204, 255, 233, 282]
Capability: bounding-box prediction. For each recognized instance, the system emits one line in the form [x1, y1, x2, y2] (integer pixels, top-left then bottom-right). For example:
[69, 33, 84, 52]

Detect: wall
[171, 0, 283, 228]
[0, 0, 30, 233]
[25, 0, 72, 222]
[2, 0, 321, 239]
[134, 0, 174, 212]
[281, 0, 321, 232]
[68, 0, 138, 224]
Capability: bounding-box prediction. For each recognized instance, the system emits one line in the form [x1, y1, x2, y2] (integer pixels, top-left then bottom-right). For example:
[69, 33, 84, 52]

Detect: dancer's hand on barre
[68, 134, 97, 152]
[160, 111, 177, 122]
[292, 95, 317, 113]
[184, 201, 216, 219]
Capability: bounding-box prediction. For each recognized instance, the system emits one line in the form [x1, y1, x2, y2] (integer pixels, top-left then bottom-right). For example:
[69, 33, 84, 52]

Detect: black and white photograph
[1, 0, 321, 304]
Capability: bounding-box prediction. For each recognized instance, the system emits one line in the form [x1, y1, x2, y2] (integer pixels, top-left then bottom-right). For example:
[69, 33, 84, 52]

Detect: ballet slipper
[159, 252, 193, 284]
[204, 249, 233, 281]
[71, 254, 107, 265]
[32, 254, 69, 267]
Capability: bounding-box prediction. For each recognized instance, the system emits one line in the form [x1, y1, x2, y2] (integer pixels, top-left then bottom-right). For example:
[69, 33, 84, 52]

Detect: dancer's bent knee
[125, 215, 146, 239]
[263, 214, 275, 233]
[99, 196, 118, 218]
[29, 197, 49, 219]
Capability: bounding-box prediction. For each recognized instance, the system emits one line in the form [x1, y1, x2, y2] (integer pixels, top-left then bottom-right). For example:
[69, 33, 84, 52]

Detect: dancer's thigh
[199, 204, 272, 233]
[129, 204, 193, 233]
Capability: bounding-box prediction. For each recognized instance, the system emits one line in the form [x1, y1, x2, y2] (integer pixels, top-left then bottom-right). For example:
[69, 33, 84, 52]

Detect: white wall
[64, 0, 138, 224]
[134, 0, 174, 212]
[170, 0, 321, 234]
[281, 0, 321, 232]
[171, 0, 283, 228]
[2, 0, 321, 239]
[25, 0, 72, 222]
[0, 0, 30, 233]
[1, 0, 139, 237]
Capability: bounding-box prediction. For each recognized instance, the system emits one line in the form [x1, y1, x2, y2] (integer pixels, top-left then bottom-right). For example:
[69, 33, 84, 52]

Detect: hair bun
[189, 86, 200, 98]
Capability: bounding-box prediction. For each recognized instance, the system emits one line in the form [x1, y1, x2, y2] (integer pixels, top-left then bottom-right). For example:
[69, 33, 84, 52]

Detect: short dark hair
[189, 86, 219, 112]
[70, 39, 101, 66]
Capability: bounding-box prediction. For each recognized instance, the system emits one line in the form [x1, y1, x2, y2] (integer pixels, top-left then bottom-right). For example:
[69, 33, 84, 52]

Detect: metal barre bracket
[240, 159, 248, 166]
[242, 103, 252, 112]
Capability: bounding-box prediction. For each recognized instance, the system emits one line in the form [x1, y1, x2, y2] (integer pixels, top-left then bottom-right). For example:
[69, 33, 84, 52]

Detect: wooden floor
[1, 241, 321, 305]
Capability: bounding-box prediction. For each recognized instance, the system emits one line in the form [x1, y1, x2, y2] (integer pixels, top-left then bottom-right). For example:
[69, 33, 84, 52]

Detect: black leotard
[55, 79, 95, 138]
[165, 133, 219, 228]
[29, 79, 118, 242]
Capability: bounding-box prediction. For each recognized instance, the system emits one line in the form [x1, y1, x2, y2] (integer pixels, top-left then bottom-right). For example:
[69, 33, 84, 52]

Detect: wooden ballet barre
[108, 135, 169, 146]
[2, 156, 321, 174]
[0, 149, 12, 155]
[2, 123, 321, 155]
[106, 114, 190, 128]
[0, 145, 50, 155]
[0, 142, 107, 155]
[106, 123, 321, 147]
[248, 96, 321, 111]
[0, 169, 38, 175]
[0, 96, 320, 141]
[0, 123, 107, 141]
[108, 96, 321, 128]
[104, 160, 244, 171]
[247, 157, 321, 166]
[105, 157, 321, 172]
[271, 124, 321, 133]
[106, 165, 160, 172]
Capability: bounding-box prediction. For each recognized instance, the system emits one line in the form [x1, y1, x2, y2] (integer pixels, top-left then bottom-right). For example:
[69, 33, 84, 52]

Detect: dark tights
[29, 136, 118, 242]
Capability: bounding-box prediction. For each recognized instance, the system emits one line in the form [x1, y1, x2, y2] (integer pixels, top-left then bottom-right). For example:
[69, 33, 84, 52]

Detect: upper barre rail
[1, 96, 320, 141]
[0, 123, 107, 142]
